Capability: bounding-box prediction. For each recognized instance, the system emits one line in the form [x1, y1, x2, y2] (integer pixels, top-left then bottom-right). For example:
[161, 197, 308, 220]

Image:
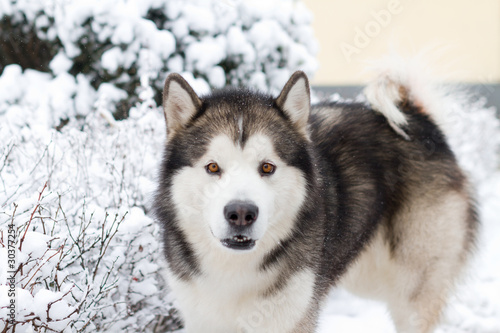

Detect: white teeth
[233, 236, 249, 242]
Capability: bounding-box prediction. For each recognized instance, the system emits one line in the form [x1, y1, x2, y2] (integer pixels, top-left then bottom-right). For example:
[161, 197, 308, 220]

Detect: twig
[46, 286, 79, 322]
[22, 245, 63, 289]
[19, 182, 47, 251]
[91, 212, 127, 281]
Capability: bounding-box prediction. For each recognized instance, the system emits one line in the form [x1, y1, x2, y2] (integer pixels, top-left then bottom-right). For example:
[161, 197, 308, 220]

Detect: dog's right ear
[162, 73, 201, 139]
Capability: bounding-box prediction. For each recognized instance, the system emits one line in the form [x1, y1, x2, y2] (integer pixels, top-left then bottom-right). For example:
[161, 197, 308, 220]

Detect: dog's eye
[206, 162, 220, 174]
[260, 162, 275, 175]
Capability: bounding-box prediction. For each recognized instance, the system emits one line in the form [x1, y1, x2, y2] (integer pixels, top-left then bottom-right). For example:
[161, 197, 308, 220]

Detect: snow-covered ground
[319, 172, 500, 333]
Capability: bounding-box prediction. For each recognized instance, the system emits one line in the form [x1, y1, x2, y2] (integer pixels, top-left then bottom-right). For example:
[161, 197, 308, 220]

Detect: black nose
[224, 201, 259, 226]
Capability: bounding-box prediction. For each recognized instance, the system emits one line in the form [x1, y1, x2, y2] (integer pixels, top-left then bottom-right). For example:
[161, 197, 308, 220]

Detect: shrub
[0, 0, 318, 121]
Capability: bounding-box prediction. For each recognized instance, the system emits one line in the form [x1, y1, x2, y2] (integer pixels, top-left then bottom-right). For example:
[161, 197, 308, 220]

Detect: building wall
[308, 0, 500, 86]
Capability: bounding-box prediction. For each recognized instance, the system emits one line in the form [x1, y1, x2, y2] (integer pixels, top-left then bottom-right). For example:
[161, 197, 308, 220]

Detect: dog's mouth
[221, 235, 256, 250]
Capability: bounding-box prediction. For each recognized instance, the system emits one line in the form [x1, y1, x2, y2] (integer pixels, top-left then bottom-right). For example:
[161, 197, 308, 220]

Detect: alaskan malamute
[154, 67, 477, 332]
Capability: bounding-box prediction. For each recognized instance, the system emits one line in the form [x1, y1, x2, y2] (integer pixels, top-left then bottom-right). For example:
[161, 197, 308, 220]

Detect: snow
[0, 65, 24, 104]
[16, 288, 34, 315]
[20, 232, 51, 260]
[50, 52, 73, 75]
[154, 30, 176, 59]
[248, 19, 287, 52]
[122, 207, 153, 235]
[96, 83, 128, 112]
[179, 71, 211, 95]
[208, 66, 227, 88]
[182, 4, 216, 33]
[130, 278, 159, 297]
[227, 26, 257, 62]
[186, 36, 227, 73]
[319, 293, 396, 332]
[112, 22, 135, 45]
[101, 47, 124, 73]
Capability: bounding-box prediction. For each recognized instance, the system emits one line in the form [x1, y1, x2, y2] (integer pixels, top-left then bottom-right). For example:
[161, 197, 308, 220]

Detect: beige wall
[308, 0, 500, 85]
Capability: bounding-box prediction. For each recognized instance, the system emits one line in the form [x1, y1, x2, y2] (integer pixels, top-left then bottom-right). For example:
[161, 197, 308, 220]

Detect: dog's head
[158, 72, 313, 253]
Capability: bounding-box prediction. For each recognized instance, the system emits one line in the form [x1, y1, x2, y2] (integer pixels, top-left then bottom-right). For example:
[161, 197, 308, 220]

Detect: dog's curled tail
[363, 56, 448, 140]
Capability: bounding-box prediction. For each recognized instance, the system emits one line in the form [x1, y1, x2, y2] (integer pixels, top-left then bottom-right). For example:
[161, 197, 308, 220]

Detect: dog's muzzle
[221, 200, 258, 250]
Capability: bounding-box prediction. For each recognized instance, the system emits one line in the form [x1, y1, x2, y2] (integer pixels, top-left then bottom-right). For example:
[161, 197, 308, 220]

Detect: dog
[153, 66, 478, 332]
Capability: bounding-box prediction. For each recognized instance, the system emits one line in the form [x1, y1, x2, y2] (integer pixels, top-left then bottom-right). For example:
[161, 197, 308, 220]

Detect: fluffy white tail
[363, 55, 500, 187]
[363, 56, 448, 140]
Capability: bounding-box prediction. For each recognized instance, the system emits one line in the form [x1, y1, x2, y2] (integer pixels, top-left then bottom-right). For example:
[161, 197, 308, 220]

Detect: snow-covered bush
[0, 0, 318, 121]
[0, 2, 318, 330]
[0, 73, 186, 332]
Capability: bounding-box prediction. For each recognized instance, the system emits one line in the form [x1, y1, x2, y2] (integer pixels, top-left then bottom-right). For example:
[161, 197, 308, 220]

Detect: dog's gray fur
[154, 70, 478, 332]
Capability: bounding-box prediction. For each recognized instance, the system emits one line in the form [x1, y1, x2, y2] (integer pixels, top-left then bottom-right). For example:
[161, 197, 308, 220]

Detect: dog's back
[311, 72, 478, 333]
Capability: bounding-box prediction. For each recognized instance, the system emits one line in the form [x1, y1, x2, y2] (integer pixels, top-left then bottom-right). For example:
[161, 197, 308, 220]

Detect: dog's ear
[162, 73, 202, 139]
[276, 71, 311, 136]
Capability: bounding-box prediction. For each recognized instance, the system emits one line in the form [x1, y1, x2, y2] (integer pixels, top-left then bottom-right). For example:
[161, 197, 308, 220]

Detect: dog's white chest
[167, 267, 316, 333]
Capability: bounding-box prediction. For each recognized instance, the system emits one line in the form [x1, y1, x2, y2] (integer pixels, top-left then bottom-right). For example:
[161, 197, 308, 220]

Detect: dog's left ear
[276, 71, 311, 137]
[162, 73, 202, 140]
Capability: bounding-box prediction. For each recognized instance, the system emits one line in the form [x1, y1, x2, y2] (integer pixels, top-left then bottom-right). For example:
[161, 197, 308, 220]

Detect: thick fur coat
[154, 69, 477, 333]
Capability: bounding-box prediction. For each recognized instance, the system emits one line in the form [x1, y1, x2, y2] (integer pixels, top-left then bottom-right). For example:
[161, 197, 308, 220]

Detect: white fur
[167, 268, 316, 333]
[364, 71, 409, 126]
[341, 190, 470, 333]
[168, 133, 310, 332]
[363, 55, 453, 141]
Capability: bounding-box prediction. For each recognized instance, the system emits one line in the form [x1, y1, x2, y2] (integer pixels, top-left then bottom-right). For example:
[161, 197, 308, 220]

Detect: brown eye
[206, 162, 220, 174]
[261, 162, 275, 175]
